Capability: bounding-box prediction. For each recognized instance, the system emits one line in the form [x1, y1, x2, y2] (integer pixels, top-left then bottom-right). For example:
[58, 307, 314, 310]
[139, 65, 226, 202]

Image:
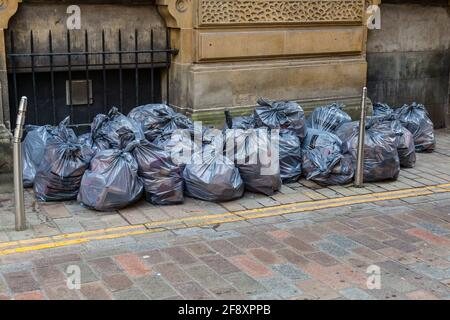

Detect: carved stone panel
[198, 0, 365, 26]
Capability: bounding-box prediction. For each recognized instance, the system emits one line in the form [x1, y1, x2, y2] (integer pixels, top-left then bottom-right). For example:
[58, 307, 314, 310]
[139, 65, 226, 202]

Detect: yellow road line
[0, 183, 449, 256]
[144, 185, 442, 228]
[0, 228, 166, 256]
[0, 224, 146, 249]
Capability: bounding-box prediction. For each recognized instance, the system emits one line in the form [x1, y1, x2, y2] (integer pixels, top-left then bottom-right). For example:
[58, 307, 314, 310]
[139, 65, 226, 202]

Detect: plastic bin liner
[81, 113, 111, 152]
[22, 117, 77, 187]
[307, 103, 352, 132]
[374, 115, 416, 168]
[279, 129, 302, 183]
[128, 104, 194, 142]
[302, 128, 354, 185]
[33, 120, 90, 201]
[232, 128, 282, 196]
[183, 134, 244, 202]
[230, 115, 256, 130]
[22, 125, 53, 188]
[132, 140, 184, 205]
[78, 141, 143, 211]
[336, 119, 400, 182]
[254, 98, 306, 139]
[373, 103, 394, 117]
[396, 102, 435, 153]
[95, 107, 144, 149]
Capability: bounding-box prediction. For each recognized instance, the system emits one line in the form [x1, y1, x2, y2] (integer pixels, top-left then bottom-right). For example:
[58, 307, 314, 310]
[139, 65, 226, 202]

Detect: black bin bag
[78, 141, 143, 211]
[33, 119, 90, 201]
[373, 103, 393, 117]
[336, 119, 400, 182]
[231, 128, 282, 196]
[396, 103, 435, 153]
[302, 128, 354, 186]
[95, 107, 144, 149]
[22, 125, 54, 188]
[22, 117, 77, 187]
[279, 129, 302, 183]
[132, 140, 184, 205]
[183, 132, 244, 202]
[374, 114, 416, 168]
[79, 113, 111, 152]
[128, 104, 194, 143]
[307, 103, 352, 133]
[254, 98, 306, 140]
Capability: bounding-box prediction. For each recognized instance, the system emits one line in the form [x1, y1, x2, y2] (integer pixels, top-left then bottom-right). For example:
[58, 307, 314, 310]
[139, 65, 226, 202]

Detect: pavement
[0, 129, 449, 300]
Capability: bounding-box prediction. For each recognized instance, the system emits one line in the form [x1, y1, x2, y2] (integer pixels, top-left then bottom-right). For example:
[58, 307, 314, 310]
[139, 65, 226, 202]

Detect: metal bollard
[354, 87, 367, 188]
[13, 97, 28, 231]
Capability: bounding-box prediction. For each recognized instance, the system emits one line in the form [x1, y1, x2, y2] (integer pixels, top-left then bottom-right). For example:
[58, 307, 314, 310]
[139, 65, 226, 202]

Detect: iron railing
[7, 29, 177, 130]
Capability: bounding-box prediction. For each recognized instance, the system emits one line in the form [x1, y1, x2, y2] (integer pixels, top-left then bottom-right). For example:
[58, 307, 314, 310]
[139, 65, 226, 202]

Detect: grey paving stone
[0, 261, 34, 273]
[223, 272, 268, 296]
[339, 288, 375, 300]
[185, 265, 230, 290]
[260, 277, 303, 299]
[271, 264, 310, 280]
[113, 288, 149, 300]
[409, 263, 450, 280]
[383, 274, 417, 293]
[201, 230, 242, 240]
[135, 275, 177, 299]
[3, 271, 40, 294]
[174, 281, 213, 300]
[383, 239, 418, 253]
[315, 242, 350, 258]
[415, 223, 450, 236]
[325, 234, 361, 250]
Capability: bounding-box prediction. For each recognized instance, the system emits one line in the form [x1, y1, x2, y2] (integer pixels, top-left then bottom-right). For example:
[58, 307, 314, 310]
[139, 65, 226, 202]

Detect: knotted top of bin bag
[183, 132, 244, 202]
[336, 119, 400, 182]
[33, 119, 91, 202]
[94, 107, 144, 149]
[23, 117, 78, 188]
[254, 98, 306, 140]
[128, 104, 194, 142]
[78, 140, 143, 211]
[301, 128, 354, 186]
[307, 103, 352, 133]
[132, 139, 184, 205]
[373, 103, 394, 117]
[230, 115, 257, 130]
[396, 102, 435, 153]
[79, 113, 111, 152]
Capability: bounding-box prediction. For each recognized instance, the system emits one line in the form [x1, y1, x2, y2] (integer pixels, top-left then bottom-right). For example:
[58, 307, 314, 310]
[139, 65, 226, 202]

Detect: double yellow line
[1, 183, 449, 256]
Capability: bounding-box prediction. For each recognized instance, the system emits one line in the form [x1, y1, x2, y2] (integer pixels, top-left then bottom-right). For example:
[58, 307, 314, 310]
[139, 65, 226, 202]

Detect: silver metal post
[13, 97, 28, 231]
[354, 87, 367, 188]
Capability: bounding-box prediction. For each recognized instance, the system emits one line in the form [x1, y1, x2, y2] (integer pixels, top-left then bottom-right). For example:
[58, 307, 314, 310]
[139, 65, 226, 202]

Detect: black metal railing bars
[7, 28, 177, 131]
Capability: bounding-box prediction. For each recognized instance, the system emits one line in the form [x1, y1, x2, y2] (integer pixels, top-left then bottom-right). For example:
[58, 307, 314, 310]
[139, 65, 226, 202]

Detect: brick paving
[0, 181, 449, 299]
[0, 129, 449, 299]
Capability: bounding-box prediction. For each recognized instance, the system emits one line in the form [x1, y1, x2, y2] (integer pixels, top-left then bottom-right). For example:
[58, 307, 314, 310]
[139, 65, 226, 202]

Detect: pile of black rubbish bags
[22, 99, 436, 211]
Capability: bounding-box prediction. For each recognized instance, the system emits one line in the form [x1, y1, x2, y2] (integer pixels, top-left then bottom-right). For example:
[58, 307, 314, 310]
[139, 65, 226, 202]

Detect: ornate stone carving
[199, 0, 365, 25]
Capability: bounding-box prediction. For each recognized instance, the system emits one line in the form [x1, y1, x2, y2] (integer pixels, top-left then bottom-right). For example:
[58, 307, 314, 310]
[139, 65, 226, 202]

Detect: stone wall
[158, 0, 370, 124]
[366, 0, 450, 128]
